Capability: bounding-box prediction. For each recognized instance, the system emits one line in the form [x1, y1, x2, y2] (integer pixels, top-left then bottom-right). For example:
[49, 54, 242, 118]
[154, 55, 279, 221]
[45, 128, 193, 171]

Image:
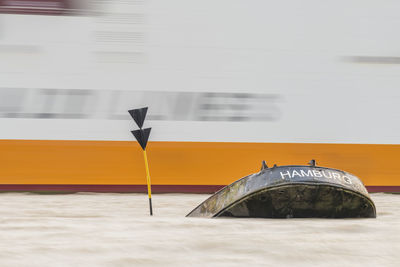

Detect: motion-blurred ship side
[0, 0, 399, 193]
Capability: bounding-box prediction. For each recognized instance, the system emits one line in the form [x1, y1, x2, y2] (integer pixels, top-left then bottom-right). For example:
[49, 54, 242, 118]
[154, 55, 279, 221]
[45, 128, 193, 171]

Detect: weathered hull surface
[187, 165, 376, 218]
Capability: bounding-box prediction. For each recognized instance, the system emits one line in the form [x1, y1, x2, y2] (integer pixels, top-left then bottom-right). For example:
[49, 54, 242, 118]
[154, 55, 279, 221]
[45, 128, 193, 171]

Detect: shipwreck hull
[187, 165, 376, 218]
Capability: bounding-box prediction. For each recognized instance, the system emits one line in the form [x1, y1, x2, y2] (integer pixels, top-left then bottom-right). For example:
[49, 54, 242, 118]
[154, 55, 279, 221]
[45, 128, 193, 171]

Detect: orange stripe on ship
[0, 140, 399, 192]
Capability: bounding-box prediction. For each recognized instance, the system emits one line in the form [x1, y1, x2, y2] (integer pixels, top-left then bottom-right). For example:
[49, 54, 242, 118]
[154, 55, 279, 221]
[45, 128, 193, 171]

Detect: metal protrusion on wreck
[260, 160, 268, 171]
[309, 159, 316, 166]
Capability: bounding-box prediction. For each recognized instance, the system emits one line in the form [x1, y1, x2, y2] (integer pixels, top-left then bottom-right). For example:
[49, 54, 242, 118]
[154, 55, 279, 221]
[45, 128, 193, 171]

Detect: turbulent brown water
[0, 193, 398, 266]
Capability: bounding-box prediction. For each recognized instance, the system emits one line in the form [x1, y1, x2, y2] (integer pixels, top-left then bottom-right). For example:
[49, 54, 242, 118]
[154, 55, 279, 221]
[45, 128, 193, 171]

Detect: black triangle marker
[131, 128, 151, 150]
[128, 107, 148, 129]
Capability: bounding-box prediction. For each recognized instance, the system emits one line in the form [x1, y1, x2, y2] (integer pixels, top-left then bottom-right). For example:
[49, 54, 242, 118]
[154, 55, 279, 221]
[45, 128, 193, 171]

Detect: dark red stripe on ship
[365, 186, 400, 193]
[0, 184, 225, 193]
[0, 184, 398, 193]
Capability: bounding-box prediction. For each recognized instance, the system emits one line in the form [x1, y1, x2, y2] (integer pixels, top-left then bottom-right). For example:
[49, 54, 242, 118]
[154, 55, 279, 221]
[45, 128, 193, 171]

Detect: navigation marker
[131, 128, 151, 150]
[128, 107, 148, 129]
[128, 107, 153, 216]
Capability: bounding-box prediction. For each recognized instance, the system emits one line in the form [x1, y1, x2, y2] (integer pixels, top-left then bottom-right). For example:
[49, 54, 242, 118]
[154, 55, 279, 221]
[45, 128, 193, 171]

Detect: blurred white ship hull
[0, 0, 399, 192]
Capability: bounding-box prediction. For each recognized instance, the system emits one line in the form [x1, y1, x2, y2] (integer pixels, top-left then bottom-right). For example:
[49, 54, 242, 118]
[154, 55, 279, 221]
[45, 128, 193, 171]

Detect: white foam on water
[0, 193, 398, 266]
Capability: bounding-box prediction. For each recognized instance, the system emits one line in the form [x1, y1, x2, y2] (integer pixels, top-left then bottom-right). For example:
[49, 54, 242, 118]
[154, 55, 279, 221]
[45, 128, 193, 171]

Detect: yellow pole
[143, 149, 153, 215]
